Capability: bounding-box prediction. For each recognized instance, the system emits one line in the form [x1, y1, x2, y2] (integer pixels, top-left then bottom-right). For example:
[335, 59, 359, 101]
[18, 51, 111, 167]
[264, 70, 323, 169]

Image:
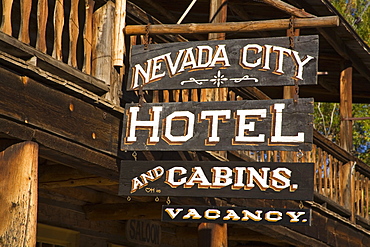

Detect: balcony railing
[1, 0, 93, 72]
[237, 130, 370, 225]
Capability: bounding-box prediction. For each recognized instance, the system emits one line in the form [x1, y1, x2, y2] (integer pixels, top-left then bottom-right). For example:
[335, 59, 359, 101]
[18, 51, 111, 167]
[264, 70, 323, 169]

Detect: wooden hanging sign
[126, 35, 318, 91]
[162, 205, 311, 226]
[121, 98, 313, 152]
[119, 161, 314, 201]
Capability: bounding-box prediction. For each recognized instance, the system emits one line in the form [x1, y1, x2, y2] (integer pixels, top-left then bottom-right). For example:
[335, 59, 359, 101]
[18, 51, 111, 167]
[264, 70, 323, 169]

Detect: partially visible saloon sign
[121, 98, 313, 152]
[119, 161, 314, 201]
[162, 205, 311, 226]
[126, 220, 161, 247]
[127, 35, 318, 91]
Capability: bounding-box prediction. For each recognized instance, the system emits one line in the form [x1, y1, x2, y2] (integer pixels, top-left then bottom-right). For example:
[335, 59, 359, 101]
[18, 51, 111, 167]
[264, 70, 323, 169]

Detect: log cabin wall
[0, 0, 370, 246]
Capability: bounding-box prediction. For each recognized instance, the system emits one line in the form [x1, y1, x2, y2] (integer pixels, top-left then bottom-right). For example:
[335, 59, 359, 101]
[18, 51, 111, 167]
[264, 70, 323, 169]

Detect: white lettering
[223, 210, 241, 221]
[211, 167, 233, 188]
[271, 103, 304, 143]
[204, 209, 221, 220]
[286, 211, 306, 223]
[183, 208, 202, 219]
[291, 51, 314, 80]
[265, 211, 283, 222]
[165, 167, 187, 188]
[164, 208, 184, 219]
[200, 110, 231, 143]
[235, 109, 266, 143]
[126, 106, 162, 143]
[242, 44, 262, 68]
[184, 167, 212, 188]
[270, 167, 291, 191]
[164, 111, 195, 143]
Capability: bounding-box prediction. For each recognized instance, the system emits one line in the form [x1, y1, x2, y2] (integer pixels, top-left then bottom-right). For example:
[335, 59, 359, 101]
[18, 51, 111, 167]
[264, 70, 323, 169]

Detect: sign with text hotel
[119, 161, 314, 201]
[121, 98, 313, 152]
[127, 35, 318, 90]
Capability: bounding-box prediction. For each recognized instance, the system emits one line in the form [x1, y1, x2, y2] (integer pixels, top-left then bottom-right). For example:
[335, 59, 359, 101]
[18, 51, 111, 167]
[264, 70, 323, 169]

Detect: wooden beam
[124, 16, 339, 35]
[84, 203, 162, 220]
[0, 67, 121, 156]
[259, 0, 315, 18]
[340, 64, 353, 152]
[0, 141, 38, 246]
[113, 0, 126, 67]
[39, 177, 118, 189]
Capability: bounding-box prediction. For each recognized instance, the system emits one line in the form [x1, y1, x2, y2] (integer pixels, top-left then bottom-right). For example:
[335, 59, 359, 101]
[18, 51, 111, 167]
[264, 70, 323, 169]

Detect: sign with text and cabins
[119, 161, 314, 201]
[126, 35, 318, 91]
[121, 98, 313, 152]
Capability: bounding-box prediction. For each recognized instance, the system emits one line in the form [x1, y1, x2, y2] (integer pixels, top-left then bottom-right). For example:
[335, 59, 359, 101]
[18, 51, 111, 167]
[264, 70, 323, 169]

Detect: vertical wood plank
[0, 141, 38, 247]
[53, 0, 65, 60]
[324, 151, 328, 196]
[152, 91, 159, 103]
[36, 0, 48, 53]
[113, 0, 126, 66]
[366, 177, 369, 220]
[340, 65, 353, 152]
[82, 0, 95, 74]
[198, 223, 227, 247]
[334, 159, 339, 202]
[182, 89, 189, 102]
[19, 0, 32, 44]
[163, 90, 170, 102]
[318, 148, 323, 194]
[0, 0, 14, 35]
[329, 155, 333, 199]
[191, 89, 198, 102]
[173, 90, 180, 102]
[340, 162, 353, 210]
[92, 1, 114, 83]
[68, 0, 79, 67]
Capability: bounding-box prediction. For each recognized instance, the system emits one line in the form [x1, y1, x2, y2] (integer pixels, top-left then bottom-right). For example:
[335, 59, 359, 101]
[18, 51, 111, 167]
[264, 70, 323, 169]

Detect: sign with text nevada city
[121, 98, 313, 152]
[126, 35, 318, 91]
[119, 161, 314, 201]
[162, 205, 311, 226]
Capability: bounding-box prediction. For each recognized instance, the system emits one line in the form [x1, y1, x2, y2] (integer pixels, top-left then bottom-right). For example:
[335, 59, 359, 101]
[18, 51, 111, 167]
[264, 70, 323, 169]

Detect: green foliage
[314, 102, 370, 164]
[329, 0, 370, 44]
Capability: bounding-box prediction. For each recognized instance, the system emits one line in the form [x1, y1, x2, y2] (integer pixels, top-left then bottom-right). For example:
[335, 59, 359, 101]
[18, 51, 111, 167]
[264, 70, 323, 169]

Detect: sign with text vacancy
[162, 205, 311, 226]
[119, 161, 314, 201]
[126, 35, 318, 91]
[121, 98, 313, 152]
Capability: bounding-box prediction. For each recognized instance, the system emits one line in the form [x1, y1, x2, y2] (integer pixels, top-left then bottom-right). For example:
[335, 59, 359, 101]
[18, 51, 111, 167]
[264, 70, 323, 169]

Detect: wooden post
[113, 0, 126, 67]
[0, 141, 38, 247]
[92, 1, 122, 104]
[198, 1, 228, 246]
[198, 223, 227, 247]
[340, 64, 353, 152]
[92, 1, 114, 84]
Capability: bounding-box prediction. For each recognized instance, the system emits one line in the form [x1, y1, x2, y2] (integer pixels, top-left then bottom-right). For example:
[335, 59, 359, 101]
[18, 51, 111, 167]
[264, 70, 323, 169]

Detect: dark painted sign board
[121, 98, 313, 152]
[162, 205, 311, 226]
[126, 220, 161, 246]
[126, 35, 318, 91]
[119, 161, 314, 201]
